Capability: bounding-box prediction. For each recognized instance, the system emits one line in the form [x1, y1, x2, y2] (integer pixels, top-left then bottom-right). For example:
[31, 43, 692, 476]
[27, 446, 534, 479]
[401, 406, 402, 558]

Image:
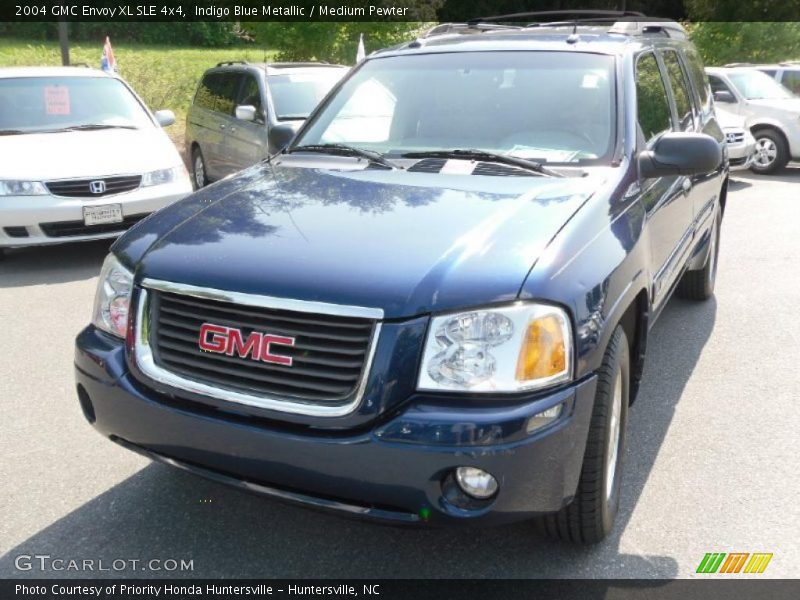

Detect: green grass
[0, 38, 278, 153]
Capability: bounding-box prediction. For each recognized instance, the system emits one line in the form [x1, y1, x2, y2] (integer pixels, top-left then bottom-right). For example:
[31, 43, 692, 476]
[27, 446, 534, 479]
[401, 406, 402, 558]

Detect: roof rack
[216, 60, 248, 67]
[466, 9, 645, 25]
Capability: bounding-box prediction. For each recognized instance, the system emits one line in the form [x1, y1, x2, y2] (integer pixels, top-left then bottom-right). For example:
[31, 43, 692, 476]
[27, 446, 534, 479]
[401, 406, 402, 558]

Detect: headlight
[92, 254, 134, 338]
[0, 180, 47, 196]
[418, 303, 572, 393]
[141, 166, 181, 187]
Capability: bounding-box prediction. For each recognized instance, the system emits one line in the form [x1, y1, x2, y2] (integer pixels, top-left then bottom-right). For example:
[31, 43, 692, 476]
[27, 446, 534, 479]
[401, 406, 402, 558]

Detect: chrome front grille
[726, 132, 745, 144]
[46, 175, 141, 197]
[134, 280, 383, 417]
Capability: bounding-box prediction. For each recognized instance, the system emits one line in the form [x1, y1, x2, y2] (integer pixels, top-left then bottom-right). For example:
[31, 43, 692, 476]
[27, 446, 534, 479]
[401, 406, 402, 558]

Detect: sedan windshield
[268, 69, 347, 121]
[295, 51, 616, 164]
[0, 76, 154, 133]
[728, 70, 795, 100]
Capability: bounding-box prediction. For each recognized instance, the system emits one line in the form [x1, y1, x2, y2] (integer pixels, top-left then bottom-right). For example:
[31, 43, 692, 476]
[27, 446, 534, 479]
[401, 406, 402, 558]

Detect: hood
[715, 108, 746, 129]
[0, 128, 183, 180]
[126, 157, 604, 319]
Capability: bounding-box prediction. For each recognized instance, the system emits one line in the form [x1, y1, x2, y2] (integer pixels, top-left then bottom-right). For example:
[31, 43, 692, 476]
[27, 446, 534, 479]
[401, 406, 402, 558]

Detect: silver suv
[706, 66, 800, 173]
[186, 61, 348, 188]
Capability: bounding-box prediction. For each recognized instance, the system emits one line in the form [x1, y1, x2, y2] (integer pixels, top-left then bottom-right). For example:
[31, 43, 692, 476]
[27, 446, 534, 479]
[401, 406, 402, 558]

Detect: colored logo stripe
[697, 553, 726, 573]
[744, 553, 773, 574]
[696, 552, 772, 574]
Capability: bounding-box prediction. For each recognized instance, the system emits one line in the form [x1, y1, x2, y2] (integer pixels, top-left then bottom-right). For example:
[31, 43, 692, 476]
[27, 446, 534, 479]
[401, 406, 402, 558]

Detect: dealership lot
[0, 168, 798, 579]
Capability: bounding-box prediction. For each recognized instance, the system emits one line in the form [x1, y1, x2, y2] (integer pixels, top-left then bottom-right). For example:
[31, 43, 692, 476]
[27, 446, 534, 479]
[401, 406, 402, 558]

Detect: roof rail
[467, 9, 645, 25]
[215, 60, 248, 67]
[267, 62, 337, 68]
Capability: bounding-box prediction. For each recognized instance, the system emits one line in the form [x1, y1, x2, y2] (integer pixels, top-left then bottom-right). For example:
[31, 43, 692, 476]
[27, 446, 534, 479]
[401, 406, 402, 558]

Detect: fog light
[455, 467, 498, 499]
[526, 404, 563, 434]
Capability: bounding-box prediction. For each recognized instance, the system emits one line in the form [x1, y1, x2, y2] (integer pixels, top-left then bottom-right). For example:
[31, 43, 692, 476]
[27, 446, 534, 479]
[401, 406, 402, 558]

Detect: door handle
[682, 178, 692, 193]
[230, 127, 236, 133]
[219, 124, 226, 129]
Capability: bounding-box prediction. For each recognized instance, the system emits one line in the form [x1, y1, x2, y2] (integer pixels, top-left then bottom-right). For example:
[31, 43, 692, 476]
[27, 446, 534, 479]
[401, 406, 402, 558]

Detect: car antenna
[567, 19, 580, 44]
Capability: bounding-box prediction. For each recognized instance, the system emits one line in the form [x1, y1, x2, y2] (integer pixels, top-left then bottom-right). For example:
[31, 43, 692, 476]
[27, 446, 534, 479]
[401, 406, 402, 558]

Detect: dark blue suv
[75, 14, 726, 543]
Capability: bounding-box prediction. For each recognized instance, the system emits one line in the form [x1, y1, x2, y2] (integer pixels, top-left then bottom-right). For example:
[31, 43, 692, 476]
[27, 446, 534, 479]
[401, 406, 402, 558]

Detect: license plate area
[83, 204, 123, 226]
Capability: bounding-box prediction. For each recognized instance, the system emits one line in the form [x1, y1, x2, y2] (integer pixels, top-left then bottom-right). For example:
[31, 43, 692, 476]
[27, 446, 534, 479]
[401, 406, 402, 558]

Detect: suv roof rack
[466, 9, 645, 25]
[216, 60, 249, 67]
[424, 11, 686, 41]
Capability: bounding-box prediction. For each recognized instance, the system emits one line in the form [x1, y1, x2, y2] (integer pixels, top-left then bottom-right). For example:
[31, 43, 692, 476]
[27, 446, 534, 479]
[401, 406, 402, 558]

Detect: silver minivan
[185, 61, 348, 188]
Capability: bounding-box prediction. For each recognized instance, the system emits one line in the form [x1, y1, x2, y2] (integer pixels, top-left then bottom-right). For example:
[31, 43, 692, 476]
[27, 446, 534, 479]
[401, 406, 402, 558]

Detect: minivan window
[683, 47, 710, 107]
[662, 50, 695, 131]
[0, 76, 154, 132]
[268, 70, 345, 121]
[214, 73, 242, 115]
[636, 53, 672, 144]
[728, 70, 793, 100]
[238, 74, 264, 121]
[295, 52, 616, 164]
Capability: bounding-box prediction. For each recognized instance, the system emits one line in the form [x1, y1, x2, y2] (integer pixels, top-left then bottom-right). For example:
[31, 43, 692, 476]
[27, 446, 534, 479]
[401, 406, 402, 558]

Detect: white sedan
[0, 67, 192, 256]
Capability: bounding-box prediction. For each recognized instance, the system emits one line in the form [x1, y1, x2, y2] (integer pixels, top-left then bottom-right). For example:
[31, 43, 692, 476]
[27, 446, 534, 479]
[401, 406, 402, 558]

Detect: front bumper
[75, 326, 597, 526]
[0, 180, 192, 248]
[726, 136, 757, 172]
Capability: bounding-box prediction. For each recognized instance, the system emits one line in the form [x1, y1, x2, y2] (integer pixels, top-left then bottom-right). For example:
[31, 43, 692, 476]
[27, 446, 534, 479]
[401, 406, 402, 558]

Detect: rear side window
[194, 73, 220, 111]
[193, 72, 242, 115]
[682, 47, 710, 107]
[782, 70, 800, 95]
[662, 50, 695, 131]
[636, 53, 672, 144]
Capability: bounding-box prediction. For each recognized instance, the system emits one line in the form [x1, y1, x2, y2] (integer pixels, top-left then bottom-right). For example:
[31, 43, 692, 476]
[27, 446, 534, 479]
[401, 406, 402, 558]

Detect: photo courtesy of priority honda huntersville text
[74, 13, 727, 543]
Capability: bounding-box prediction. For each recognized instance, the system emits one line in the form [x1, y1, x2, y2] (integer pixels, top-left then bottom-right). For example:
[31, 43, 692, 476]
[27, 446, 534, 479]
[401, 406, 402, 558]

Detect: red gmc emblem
[198, 323, 295, 366]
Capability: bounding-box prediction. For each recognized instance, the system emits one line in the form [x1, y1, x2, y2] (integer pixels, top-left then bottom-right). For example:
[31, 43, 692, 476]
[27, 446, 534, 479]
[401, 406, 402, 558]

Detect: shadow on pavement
[0, 240, 111, 288]
[0, 297, 716, 579]
[734, 163, 800, 186]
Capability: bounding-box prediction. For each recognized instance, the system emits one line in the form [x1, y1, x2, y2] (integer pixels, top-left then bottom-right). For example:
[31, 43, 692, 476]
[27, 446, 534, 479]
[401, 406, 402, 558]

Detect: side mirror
[268, 123, 297, 153]
[235, 104, 258, 122]
[153, 109, 175, 127]
[713, 90, 736, 104]
[639, 132, 722, 178]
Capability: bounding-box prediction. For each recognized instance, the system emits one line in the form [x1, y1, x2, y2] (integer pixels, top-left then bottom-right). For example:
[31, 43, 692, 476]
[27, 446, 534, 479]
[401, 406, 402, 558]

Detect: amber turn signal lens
[515, 315, 568, 381]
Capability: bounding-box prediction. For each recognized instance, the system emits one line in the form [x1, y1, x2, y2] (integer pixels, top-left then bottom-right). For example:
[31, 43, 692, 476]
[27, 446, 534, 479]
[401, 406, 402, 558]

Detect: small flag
[356, 33, 366, 63]
[101, 36, 117, 72]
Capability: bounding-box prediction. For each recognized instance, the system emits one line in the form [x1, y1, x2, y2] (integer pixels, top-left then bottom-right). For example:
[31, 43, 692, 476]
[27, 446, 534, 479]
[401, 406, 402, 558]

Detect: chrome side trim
[142, 278, 384, 320]
[134, 284, 383, 417]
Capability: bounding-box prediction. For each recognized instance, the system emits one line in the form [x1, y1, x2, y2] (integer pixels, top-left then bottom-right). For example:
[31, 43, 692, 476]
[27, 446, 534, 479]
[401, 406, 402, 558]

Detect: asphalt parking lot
[1, 167, 798, 580]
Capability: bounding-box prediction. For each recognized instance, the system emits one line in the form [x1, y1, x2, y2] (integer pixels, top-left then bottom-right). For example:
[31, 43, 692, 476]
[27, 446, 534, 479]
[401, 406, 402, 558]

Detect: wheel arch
[616, 289, 649, 405]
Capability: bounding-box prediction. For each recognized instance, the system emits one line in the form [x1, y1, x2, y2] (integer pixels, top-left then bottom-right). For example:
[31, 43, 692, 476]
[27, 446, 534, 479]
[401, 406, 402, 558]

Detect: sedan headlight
[92, 254, 134, 338]
[418, 303, 573, 393]
[0, 180, 48, 196]
[141, 166, 182, 187]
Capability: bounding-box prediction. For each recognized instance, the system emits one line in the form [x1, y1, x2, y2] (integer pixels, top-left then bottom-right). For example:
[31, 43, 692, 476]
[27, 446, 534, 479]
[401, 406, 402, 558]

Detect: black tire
[192, 146, 209, 190]
[536, 326, 630, 544]
[750, 129, 789, 174]
[677, 208, 721, 301]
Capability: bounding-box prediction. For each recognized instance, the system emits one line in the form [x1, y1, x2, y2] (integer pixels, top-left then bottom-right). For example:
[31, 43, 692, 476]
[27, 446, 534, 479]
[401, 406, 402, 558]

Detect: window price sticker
[44, 85, 70, 115]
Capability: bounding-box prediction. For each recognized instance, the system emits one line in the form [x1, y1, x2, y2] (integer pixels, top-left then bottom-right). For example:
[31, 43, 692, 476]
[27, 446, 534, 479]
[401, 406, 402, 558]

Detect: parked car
[726, 61, 800, 95]
[0, 67, 192, 256]
[185, 61, 348, 188]
[715, 108, 756, 171]
[76, 15, 725, 543]
[706, 66, 800, 173]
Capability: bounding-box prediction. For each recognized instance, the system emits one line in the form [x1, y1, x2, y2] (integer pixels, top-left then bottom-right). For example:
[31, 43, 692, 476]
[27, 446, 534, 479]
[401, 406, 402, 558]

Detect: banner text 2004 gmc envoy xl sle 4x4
[75, 15, 726, 543]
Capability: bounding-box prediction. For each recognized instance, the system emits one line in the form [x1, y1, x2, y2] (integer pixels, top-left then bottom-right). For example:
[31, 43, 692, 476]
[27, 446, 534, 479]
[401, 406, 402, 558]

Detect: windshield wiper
[401, 149, 564, 177]
[61, 124, 139, 131]
[289, 143, 403, 170]
[0, 129, 25, 136]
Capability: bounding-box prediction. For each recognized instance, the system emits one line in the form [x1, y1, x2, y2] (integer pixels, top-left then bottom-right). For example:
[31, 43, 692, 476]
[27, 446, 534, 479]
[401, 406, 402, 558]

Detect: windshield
[268, 69, 347, 120]
[295, 51, 616, 164]
[728, 70, 794, 100]
[0, 76, 154, 133]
